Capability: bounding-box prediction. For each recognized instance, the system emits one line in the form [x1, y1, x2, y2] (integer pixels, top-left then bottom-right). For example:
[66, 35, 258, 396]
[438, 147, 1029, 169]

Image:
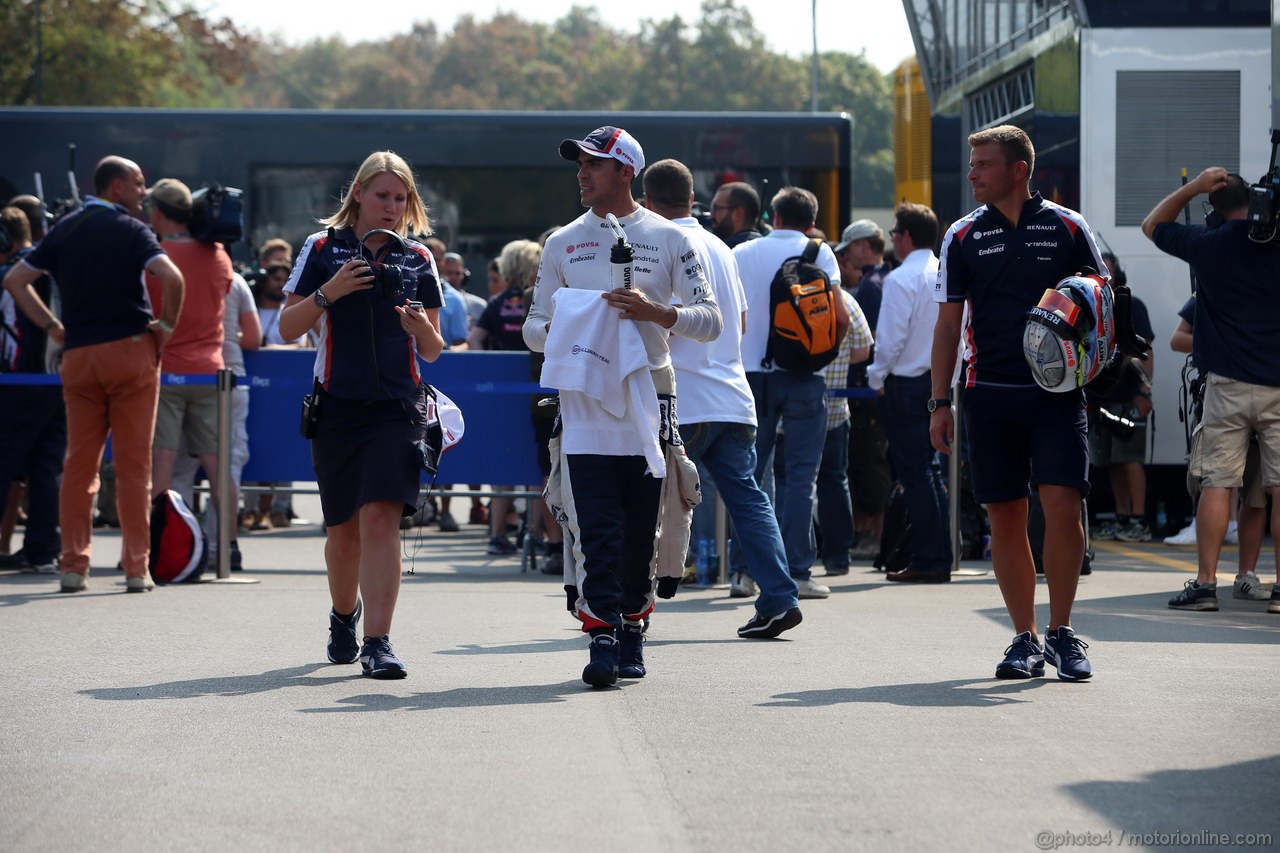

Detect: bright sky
[203, 0, 917, 74]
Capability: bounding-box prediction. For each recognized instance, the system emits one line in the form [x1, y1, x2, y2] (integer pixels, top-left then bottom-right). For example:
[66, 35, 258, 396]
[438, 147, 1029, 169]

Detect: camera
[189, 183, 244, 244]
[1246, 129, 1280, 243]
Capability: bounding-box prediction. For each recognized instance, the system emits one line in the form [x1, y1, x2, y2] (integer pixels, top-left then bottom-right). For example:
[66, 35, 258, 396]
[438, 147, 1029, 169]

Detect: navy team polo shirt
[937, 192, 1108, 387]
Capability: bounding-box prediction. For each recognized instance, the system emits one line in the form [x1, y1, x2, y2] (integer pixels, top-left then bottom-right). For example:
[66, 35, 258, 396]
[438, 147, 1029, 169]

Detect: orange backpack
[761, 239, 840, 372]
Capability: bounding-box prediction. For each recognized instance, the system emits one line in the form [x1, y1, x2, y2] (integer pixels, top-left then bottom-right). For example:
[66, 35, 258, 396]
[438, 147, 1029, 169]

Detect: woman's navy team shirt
[936, 192, 1108, 387]
[286, 227, 443, 401]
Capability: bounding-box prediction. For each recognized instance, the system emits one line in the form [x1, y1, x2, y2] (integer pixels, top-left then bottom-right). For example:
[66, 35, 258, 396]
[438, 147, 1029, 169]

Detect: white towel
[541, 289, 664, 476]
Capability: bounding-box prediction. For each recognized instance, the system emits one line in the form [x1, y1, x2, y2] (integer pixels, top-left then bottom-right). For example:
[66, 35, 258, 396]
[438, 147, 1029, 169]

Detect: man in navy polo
[4, 156, 185, 594]
[929, 125, 1107, 681]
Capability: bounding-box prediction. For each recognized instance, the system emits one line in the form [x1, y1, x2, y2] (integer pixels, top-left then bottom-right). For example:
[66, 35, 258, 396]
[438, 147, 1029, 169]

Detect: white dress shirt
[867, 248, 940, 390]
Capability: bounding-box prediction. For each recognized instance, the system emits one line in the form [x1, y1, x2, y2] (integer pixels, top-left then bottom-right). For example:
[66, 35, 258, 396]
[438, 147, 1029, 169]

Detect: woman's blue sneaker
[1043, 626, 1093, 681]
[995, 631, 1044, 679]
[360, 635, 408, 679]
[327, 600, 362, 664]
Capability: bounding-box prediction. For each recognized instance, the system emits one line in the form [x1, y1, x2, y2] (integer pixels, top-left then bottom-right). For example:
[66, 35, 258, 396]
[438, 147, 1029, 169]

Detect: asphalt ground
[2, 495, 1278, 852]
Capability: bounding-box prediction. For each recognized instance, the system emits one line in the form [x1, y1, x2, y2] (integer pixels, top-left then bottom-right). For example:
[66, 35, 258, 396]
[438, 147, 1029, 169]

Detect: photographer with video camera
[144, 179, 232, 517]
[1142, 167, 1280, 614]
[277, 150, 445, 679]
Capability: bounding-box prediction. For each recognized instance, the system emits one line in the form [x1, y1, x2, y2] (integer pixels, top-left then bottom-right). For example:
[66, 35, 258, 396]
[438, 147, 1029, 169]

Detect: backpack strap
[801, 238, 822, 263]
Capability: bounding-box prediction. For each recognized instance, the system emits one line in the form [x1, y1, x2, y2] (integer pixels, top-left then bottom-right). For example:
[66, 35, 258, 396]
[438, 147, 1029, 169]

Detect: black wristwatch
[313, 288, 331, 309]
[926, 397, 951, 413]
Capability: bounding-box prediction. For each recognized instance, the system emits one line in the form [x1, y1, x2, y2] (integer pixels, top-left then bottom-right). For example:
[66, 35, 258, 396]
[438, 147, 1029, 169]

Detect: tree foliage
[1, 0, 897, 205]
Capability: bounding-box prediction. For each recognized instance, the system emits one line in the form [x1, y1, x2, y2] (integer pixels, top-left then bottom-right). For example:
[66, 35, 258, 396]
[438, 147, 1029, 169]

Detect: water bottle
[604, 212, 633, 292]
[1156, 501, 1168, 534]
[609, 234, 633, 291]
[696, 538, 711, 585]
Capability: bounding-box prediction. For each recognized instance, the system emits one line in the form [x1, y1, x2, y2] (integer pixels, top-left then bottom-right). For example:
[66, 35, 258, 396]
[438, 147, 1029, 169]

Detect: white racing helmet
[1022, 273, 1116, 393]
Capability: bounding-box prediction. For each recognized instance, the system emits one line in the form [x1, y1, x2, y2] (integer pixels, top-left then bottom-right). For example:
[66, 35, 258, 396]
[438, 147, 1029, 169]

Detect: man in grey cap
[833, 219, 890, 332]
[834, 219, 894, 560]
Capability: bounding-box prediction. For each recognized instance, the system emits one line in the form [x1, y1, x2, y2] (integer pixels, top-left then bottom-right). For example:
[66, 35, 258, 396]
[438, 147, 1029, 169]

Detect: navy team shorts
[962, 384, 1089, 504]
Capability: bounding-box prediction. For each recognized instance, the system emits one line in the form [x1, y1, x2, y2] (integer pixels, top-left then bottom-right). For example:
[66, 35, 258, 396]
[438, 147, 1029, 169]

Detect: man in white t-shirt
[731, 187, 851, 600]
[523, 126, 721, 688]
[644, 159, 802, 639]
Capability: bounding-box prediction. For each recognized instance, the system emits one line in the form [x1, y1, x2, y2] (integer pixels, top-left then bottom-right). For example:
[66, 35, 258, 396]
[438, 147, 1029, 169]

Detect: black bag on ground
[875, 484, 911, 573]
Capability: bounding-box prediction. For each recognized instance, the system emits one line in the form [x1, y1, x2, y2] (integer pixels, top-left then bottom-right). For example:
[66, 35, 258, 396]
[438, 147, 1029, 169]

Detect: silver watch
[313, 288, 330, 309]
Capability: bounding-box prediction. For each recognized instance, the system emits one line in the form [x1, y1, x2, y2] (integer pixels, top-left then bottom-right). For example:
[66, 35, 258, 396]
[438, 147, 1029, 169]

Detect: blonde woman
[279, 151, 445, 679]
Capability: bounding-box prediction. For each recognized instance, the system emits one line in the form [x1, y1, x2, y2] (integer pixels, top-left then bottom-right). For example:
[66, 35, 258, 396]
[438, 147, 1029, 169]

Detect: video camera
[189, 183, 244, 244]
[1246, 129, 1280, 243]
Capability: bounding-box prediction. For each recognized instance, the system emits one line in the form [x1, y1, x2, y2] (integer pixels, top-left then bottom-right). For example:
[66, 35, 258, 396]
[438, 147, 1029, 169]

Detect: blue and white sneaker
[1168, 579, 1218, 611]
[327, 600, 362, 664]
[359, 635, 407, 679]
[995, 631, 1044, 679]
[1043, 626, 1093, 681]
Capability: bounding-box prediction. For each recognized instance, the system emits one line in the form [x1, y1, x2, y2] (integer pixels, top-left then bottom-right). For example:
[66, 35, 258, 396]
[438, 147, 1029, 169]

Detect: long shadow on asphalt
[297, 680, 593, 713]
[977, 589, 1280, 645]
[1064, 754, 1280, 839]
[759, 678, 1051, 708]
[77, 663, 354, 700]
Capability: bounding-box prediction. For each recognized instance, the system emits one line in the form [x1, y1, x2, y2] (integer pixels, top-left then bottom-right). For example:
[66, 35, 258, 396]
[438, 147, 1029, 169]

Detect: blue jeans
[743, 371, 827, 581]
[682, 421, 799, 617]
[773, 421, 854, 571]
[881, 374, 953, 572]
[816, 420, 854, 570]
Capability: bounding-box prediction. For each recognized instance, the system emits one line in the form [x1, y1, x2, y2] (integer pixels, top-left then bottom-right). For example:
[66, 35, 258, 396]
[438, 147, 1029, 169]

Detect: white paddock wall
[1079, 26, 1271, 466]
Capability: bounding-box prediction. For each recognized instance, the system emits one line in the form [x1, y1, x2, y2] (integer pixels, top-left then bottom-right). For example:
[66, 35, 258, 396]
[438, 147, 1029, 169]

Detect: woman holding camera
[278, 150, 445, 679]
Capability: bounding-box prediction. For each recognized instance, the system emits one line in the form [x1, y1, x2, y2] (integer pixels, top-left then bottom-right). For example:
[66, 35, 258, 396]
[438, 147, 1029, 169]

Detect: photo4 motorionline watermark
[1036, 830, 1272, 850]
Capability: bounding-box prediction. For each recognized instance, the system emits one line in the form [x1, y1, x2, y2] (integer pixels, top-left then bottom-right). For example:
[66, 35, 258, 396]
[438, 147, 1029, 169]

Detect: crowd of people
[1, 120, 1276, 688]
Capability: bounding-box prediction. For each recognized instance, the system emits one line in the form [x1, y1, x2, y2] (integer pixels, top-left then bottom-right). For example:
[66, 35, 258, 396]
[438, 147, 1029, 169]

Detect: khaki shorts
[1188, 431, 1264, 507]
[154, 384, 220, 455]
[1196, 373, 1280, 490]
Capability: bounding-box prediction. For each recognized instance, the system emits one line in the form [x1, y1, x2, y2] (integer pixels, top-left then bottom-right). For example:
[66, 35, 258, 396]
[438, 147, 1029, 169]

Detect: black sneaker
[327, 600, 362, 664]
[618, 623, 646, 678]
[995, 631, 1045, 679]
[360, 635, 408, 679]
[1169, 579, 1219, 611]
[582, 633, 619, 688]
[1270, 586, 1280, 614]
[737, 606, 803, 639]
[1043, 626, 1093, 681]
[487, 535, 517, 556]
[539, 550, 564, 576]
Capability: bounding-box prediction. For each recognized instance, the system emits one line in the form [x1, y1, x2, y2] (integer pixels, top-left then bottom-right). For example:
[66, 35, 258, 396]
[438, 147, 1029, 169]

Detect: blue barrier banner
[0, 354, 875, 483]
[240, 351, 548, 485]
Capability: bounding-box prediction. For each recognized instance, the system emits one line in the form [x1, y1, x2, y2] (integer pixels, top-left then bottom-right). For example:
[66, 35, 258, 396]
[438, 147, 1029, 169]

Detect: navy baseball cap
[559, 126, 646, 172]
